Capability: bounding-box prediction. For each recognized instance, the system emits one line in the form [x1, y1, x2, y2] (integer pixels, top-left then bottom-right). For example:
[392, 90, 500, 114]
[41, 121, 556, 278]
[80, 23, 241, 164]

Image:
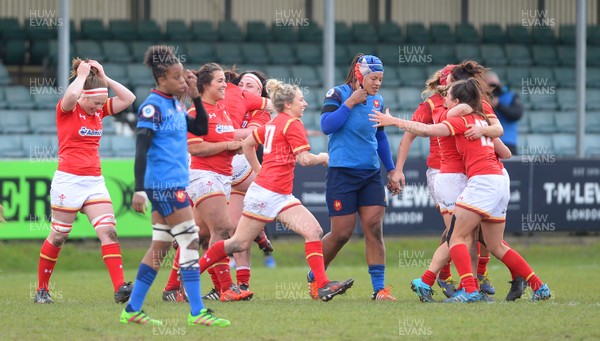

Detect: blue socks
[368, 264, 385, 292]
[126, 263, 157, 313]
[180, 266, 204, 316]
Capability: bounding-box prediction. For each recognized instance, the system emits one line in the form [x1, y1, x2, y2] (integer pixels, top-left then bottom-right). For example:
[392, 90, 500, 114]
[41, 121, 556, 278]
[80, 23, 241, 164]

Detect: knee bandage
[91, 214, 116, 230]
[152, 223, 174, 242]
[171, 220, 200, 268]
[51, 218, 73, 234]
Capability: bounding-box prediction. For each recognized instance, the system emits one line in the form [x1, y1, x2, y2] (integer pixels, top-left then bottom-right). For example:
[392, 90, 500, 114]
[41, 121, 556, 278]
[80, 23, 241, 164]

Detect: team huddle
[33, 44, 551, 327]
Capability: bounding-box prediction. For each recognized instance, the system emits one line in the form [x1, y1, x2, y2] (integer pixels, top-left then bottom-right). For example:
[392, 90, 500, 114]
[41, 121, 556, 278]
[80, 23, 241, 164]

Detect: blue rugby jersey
[137, 89, 189, 190]
[321, 84, 385, 170]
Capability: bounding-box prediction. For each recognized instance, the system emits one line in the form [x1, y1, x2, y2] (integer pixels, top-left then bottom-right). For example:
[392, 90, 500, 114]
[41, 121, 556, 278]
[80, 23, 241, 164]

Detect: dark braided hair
[143, 45, 181, 82]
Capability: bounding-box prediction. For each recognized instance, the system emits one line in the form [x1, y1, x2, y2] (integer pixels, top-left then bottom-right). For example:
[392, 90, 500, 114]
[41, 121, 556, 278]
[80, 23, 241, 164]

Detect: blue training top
[497, 88, 518, 146]
[136, 89, 189, 190]
[321, 83, 392, 170]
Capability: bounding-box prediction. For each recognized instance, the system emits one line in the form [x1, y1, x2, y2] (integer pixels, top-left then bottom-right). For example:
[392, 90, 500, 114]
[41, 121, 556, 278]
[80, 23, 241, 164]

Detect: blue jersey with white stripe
[137, 89, 189, 190]
[322, 84, 385, 170]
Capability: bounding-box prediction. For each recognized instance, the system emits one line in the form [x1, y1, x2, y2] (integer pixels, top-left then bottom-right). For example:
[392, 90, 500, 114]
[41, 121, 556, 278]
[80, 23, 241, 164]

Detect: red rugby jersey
[223, 83, 268, 129]
[56, 98, 114, 176]
[187, 101, 236, 176]
[442, 114, 503, 178]
[252, 113, 310, 195]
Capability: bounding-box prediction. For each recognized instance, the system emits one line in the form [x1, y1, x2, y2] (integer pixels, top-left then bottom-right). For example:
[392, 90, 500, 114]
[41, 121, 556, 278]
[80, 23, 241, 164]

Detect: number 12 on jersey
[475, 120, 493, 147]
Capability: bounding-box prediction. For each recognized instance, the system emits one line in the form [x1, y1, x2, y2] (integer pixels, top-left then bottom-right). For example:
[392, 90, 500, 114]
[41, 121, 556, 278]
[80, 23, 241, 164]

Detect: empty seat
[480, 44, 508, 66]
[5, 86, 35, 110]
[454, 44, 480, 63]
[0, 110, 30, 133]
[506, 25, 531, 43]
[532, 29, 557, 44]
[295, 43, 322, 65]
[267, 43, 296, 64]
[215, 43, 244, 65]
[378, 22, 403, 44]
[528, 112, 557, 133]
[290, 65, 321, 87]
[378, 88, 400, 110]
[80, 19, 111, 40]
[588, 25, 600, 45]
[587, 89, 600, 111]
[588, 67, 600, 88]
[524, 134, 554, 155]
[241, 43, 270, 64]
[430, 23, 455, 43]
[74, 40, 105, 62]
[554, 112, 576, 133]
[528, 92, 558, 110]
[398, 87, 423, 110]
[137, 19, 162, 40]
[505, 66, 531, 87]
[429, 44, 455, 65]
[381, 66, 401, 87]
[265, 65, 291, 80]
[0, 135, 25, 158]
[556, 88, 577, 111]
[532, 45, 559, 66]
[347, 43, 375, 58]
[376, 44, 399, 66]
[133, 86, 153, 112]
[397, 66, 426, 87]
[557, 45, 575, 67]
[165, 20, 193, 41]
[99, 134, 114, 157]
[3, 39, 26, 66]
[185, 42, 214, 64]
[455, 23, 479, 43]
[529, 66, 557, 87]
[559, 25, 575, 45]
[218, 20, 243, 42]
[335, 22, 352, 43]
[405, 23, 430, 43]
[109, 19, 137, 41]
[0, 64, 12, 85]
[584, 134, 600, 157]
[103, 63, 129, 87]
[352, 22, 378, 43]
[22, 134, 55, 162]
[481, 24, 506, 44]
[29, 40, 50, 65]
[32, 87, 61, 110]
[553, 134, 576, 156]
[191, 20, 218, 41]
[587, 113, 600, 133]
[586, 46, 600, 67]
[29, 111, 58, 134]
[553, 67, 575, 88]
[271, 23, 298, 42]
[102, 41, 132, 63]
[298, 21, 322, 43]
[246, 21, 271, 42]
[127, 64, 155, 87]
[130, 41, 156, 62]
[505, 44, 532, 66]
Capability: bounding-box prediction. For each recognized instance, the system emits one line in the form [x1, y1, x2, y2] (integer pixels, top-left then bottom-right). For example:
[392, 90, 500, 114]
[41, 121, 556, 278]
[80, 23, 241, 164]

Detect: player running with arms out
[310, 54, 400, 301]
[199, 79, 354, 302]
[35, 58, 135, 304]
[371, 78, 551, 303]
[120, 46, 229, 326]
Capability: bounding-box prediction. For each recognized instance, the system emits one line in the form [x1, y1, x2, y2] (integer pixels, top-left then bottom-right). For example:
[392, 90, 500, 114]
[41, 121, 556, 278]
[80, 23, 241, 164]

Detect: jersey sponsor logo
[141, 105, 155, 118]
[215, 124, 235, 134]
[326, 88, 335, 97]
[333, 200, 342, 211]
[79, 126, 102, 136]
[373, 99, 381, 109]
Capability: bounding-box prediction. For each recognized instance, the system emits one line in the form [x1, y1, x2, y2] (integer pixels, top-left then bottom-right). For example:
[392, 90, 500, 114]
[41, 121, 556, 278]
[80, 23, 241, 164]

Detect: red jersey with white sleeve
[223, 83, 268, 129]
[252, 113, 311, 195]
[56, 98, 114, 176]
[187, 101, 236, 176]
[412, 93, 443, 169]
[442, 114, 503, 178]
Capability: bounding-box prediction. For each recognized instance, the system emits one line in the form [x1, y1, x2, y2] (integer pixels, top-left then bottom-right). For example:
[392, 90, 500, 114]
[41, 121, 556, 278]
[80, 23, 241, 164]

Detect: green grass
[1, 236, 600, 340]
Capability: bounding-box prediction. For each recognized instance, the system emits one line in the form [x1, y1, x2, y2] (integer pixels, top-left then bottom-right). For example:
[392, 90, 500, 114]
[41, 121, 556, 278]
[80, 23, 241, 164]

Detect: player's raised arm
[88, 60, 135, 113]
[61, 59, 91, 112]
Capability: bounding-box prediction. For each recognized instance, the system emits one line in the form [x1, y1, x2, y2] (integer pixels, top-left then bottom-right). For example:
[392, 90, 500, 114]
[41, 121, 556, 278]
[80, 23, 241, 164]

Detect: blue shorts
[325, 167, 387, 216]
[146, 188, 190, 217]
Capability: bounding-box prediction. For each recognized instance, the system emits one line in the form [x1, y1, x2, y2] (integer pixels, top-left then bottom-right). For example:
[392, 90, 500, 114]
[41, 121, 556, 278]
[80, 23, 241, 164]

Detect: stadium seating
[585, 134, 600, 157]
[431, 23, 456, 43]
[5, 86, 35, 110]
[165, 20, 193, 41]
[295, 43, 322, 65]
[0, 135, 25, 158]
[298, 21, 322, 43]
[455, 23, 480, 43]
[110, 135, 136, 157]
[378, 22, 403, 44]
[28, 111, 57, 134]
[481, 24, 506, 44]
[102, 41, 133, 63]
[352, 22, 378, 44]
[191, 21, 218, 41]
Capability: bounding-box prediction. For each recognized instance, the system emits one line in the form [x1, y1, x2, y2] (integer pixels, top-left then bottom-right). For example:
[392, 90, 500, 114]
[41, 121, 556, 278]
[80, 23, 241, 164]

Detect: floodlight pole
[323, 0, 335, 91]
[58, 0, 70, 91]
[576, 0, 586, 158]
